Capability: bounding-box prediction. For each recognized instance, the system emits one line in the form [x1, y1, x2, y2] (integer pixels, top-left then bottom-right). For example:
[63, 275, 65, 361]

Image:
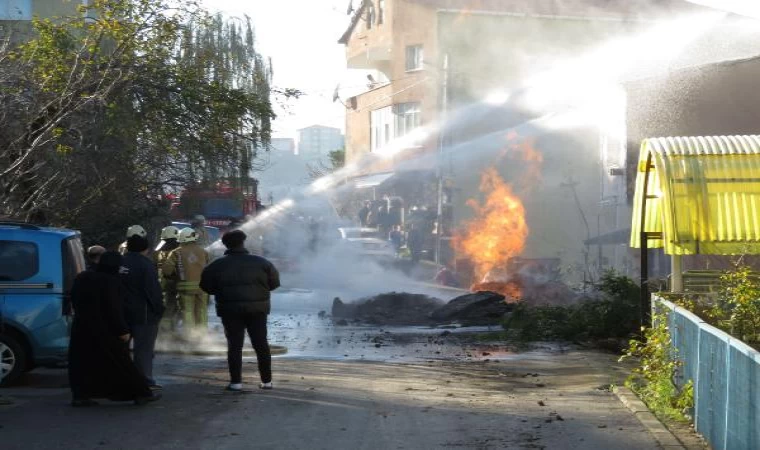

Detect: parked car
[0, 222, 86, 386]
[336, 227, 396, 261]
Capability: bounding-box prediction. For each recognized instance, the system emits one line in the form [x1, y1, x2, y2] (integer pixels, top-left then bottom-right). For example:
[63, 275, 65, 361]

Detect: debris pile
[430, 291, 511, 325]
[472, 271, 579, 306]
[332, 291, 513, 326]
[332, 293, 445, 325]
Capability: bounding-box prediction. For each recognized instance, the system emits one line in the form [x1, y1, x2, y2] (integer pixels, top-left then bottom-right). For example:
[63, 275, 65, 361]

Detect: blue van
[0, 222, 85, 386]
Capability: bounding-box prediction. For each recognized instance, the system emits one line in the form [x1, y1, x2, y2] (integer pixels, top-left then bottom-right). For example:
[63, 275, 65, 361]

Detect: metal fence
[655, 296, 760, 450]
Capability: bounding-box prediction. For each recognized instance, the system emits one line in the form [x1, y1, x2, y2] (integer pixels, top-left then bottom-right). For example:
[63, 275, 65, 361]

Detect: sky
[201, 0, 367, 140]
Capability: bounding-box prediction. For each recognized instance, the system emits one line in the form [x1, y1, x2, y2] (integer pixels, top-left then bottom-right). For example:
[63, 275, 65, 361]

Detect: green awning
[631, 135, 760, 255]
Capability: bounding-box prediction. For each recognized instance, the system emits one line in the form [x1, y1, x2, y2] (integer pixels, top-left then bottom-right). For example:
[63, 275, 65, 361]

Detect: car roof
[171, 222, 220, 230]
[0, 222, 78, 238]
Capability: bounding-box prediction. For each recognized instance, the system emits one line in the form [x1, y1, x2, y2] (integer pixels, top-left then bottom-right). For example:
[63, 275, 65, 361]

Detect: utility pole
[435, 54, 449, 266]
[561, 177, 592, 287]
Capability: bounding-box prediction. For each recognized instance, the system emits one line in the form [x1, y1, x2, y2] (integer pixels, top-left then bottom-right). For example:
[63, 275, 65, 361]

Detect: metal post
[435, 54, 449, 266]
[640, 152, 654, 329]
[640, 232, 650, 329]
[671, 254, 683, 292]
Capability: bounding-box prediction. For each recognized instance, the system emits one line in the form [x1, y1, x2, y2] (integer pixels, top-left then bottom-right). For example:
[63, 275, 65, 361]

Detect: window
[393, 102, 421, 137]
[0, 240, 39, 281]
[62, 237, 85, 314]
[371, 103, 421, 151]
[378, 0, 385, 25]
[405, 45, 423, 72]
[366, 4, 375, 30]
[370, 106, 393, 151]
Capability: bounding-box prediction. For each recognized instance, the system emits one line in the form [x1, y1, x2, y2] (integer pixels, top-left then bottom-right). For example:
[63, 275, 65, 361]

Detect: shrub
[620, 311, 693, 422]
[502, 270, 640, 342]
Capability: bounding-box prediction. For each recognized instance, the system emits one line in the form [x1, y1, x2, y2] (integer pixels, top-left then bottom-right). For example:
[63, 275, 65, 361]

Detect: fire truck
[170, 180, 260, 230]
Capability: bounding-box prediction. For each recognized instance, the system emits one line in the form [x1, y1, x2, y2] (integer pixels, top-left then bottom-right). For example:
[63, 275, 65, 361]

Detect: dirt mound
[332, 293, 445, 325]
[470, 281, 522, 302]
[333, 291, 513, 326]
[431, 291, 512, 325]
[472, 273, 579, 307]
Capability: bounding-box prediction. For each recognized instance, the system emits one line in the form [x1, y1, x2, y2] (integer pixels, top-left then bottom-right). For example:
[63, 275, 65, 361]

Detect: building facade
[270, 137, 296, 155]
[0, 0, 84, 40]
[338, 0, 714, 281]
[297, 125, 345, 161]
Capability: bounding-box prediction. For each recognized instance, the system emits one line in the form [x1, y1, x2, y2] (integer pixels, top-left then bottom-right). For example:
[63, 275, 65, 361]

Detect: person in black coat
[120, 235, 165, 388]
[200, 230, 280, 391]
[68, 252, 159, 406]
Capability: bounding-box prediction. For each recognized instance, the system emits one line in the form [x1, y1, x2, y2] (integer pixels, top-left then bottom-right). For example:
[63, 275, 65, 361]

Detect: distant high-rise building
[1, 0, 85, 41]
[297, 125, 344, 160]
[270, 137, 296, 154]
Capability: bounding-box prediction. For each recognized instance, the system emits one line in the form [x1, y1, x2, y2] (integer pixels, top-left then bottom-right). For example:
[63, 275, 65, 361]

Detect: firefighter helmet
[126, 225, 147, 238]
[160, 225, 180, 240]
[178, 227, 199, 243]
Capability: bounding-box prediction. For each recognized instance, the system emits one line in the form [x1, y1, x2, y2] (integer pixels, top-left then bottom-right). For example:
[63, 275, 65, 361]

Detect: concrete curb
[613, 386, 685, 450]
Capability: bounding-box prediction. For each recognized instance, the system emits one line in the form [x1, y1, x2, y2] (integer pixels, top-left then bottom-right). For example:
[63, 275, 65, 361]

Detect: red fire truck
[170, 180, 260, 230]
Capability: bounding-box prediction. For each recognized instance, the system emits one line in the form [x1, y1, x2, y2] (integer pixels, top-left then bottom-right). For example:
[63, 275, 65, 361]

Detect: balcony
[346, 36, 392, 70]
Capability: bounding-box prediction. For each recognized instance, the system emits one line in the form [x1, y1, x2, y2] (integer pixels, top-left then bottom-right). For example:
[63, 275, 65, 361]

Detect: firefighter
[190, 215, 211, 248]
[162, 227, 210, 336]
[154, 226, 180, 334]
[119, 225, 148, 255]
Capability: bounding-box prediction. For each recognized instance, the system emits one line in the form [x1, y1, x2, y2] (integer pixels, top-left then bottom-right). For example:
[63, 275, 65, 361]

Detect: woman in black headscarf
[68, 251, 159, 406]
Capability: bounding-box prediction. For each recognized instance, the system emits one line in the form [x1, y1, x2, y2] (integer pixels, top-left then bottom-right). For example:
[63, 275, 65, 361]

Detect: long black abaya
[68, 261, 152, 402]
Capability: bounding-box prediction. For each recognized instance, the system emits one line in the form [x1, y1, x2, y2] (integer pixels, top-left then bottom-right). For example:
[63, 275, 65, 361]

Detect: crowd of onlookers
[68, 218, 280, 407]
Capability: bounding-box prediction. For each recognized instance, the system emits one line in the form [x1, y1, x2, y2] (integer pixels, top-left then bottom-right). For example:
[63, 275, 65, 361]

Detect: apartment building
[270, 137, 296, 155]
[0, 0, 84, 39]
[339, 0, 714, 279]
[297, 125, 345, 161]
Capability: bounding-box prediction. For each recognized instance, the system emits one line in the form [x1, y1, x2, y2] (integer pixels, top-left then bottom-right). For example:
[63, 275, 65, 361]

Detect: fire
[502, 132, 543, 189]
[452, 168, 529, 291]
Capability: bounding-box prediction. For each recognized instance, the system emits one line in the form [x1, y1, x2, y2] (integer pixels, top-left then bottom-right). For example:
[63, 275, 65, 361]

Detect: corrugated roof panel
[631, 135, 760, 255]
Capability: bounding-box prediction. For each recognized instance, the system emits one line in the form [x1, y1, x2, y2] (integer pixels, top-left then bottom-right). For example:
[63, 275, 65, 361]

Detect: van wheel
[0, 334, 26, 387]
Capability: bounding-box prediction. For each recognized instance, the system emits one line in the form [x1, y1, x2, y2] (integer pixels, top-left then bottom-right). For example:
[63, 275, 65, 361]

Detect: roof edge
[338, 0, 368, 44]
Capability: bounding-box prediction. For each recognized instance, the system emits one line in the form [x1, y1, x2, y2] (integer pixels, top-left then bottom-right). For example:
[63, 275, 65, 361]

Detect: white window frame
[371, 106, 394, 152]
[393, 102, 421, 137]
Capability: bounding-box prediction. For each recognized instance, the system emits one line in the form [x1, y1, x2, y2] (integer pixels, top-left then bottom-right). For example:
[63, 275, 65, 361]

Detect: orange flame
[502, 133, 543, 189]
[452, 168, 529, 283]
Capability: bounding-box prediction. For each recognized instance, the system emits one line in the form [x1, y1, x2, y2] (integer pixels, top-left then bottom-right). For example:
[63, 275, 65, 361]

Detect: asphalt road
[0, 288, 665, 449]
[0, 340, 663, 449]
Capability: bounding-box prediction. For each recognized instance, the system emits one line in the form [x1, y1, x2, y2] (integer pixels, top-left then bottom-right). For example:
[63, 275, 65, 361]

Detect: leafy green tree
[0, 0, 288, 245]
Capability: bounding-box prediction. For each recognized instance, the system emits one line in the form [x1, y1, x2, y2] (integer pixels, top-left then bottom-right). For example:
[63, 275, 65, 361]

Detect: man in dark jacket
[120, 235, 165, 389]
[200, 230, 280, 391]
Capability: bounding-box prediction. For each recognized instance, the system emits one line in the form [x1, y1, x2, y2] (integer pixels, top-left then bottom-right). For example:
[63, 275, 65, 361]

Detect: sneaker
[259, 382, 273, 390]
[148, 384, 163, 390]
[226, 383, 243, 392]
[134, 391, 162, 406]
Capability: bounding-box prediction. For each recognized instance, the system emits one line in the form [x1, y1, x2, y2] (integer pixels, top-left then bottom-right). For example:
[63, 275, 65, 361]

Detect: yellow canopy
[630, 135, 760, 255]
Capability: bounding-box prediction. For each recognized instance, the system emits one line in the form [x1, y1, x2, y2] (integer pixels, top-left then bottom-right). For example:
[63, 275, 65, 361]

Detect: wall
[625, 56, 760, 203]
[344, 0, 438, 166]
[656, 296, 760, 450]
